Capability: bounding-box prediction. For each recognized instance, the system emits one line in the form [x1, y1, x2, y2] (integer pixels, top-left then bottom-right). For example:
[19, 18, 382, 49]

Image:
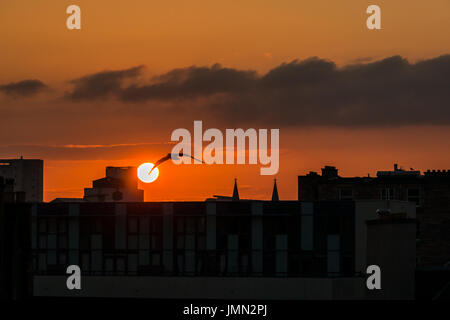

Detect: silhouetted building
[0, 177, 32, 300]
[366, 215, 416, 300]
[298, 164, 450, 266]
[0, 158, 43, 202]
[83, 166, 144, 202]
[0, 176, 25, 203]
[207, 179, 279, 202]
[30, 199, 415, 299]
[207, 179, 249, 201]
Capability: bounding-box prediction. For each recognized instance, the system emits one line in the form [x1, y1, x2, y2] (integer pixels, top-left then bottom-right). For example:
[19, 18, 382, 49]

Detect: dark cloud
[120, 64, 257, 101]
[64, 55, 450, 126]
[0, 142, 173, 160]
[66, 66, 144, 101]
[0, 79, 47, 97]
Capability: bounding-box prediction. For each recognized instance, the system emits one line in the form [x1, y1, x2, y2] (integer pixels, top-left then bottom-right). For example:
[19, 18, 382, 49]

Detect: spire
[271, 179, 279, 201]
[232, 178, 240, 201]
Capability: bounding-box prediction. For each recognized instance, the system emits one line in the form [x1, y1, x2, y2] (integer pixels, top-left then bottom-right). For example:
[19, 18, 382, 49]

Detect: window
[174, 216, 206, 275]
[407, 188, 420, 205]
[275, 234, 288, 276]
[78, 216, 104, 275]
[128, 218, 138, 234]
[125, 215, 163, 275]
[338, 188, 353, 200]
[105, 258, 114, 273]
[380, 188, 395, 200]
[227, 234, 239, 274]
[301, 206, 313, 251]
[327, 234, 340, 275]
[217, 216, 252, 276]
[35, 217, 68, 273]
[327, 215, 340, 234]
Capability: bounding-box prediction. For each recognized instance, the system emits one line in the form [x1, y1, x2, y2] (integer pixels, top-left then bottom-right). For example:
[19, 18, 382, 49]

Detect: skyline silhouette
[2, 1, 450, 202]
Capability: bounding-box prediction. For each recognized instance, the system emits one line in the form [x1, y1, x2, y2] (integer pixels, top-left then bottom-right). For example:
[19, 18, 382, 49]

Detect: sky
[1, 0, 450, 201]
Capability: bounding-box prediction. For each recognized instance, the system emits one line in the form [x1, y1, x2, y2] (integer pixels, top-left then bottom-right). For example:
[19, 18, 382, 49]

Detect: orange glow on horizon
[2, 1, 450, 203]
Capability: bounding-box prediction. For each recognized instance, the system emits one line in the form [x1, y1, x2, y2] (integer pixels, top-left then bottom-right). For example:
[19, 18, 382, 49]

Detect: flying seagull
[149, 151, 204, 175]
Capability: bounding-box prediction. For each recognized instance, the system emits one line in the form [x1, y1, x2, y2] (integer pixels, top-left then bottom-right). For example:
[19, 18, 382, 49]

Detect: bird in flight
[148, 151, 204, 175]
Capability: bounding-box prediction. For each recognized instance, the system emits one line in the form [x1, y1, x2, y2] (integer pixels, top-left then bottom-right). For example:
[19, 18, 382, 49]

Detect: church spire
[271, 178, 279, 201]
[232, 178, 240, 201]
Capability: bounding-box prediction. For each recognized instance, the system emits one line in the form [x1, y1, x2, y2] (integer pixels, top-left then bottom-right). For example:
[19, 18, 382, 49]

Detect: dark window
[380, 188, 395, 200]
[339, 188, 353, 200]
[35, 217, 69, 274]
[407, 189, 420, 205]
[173, 216, 206, 276]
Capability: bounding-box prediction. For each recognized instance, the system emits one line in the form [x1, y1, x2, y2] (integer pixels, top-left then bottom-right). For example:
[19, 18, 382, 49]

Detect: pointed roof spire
[232, 178, 240, 201]
[272, 178, 279, 201]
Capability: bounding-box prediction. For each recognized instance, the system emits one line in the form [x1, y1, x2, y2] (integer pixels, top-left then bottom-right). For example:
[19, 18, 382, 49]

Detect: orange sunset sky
[1, 0, 450, 202]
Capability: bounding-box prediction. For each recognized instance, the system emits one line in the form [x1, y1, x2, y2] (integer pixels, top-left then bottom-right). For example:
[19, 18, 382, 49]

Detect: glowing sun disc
[137, 163, 159, 183]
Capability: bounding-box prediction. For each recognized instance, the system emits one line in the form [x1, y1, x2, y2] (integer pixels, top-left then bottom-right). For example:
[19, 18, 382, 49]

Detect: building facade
[30, 199, 415, 299]
[298, 165, 450, 266]
[83, 166, 144, 202]
[0, 158, 43, 202]
[366, 217, 416, 299]
[0, 177, 32, 300]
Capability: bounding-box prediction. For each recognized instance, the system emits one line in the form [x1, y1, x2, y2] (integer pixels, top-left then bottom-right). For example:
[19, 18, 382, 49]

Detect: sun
[137, 163, 159, 183]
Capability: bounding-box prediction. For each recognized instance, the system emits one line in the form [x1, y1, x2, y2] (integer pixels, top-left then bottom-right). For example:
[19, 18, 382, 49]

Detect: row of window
[33, 212, 355, 276]
[33, 229, 354, 277]
[33, 249, 354, 276]
[337, 187, 421, 204]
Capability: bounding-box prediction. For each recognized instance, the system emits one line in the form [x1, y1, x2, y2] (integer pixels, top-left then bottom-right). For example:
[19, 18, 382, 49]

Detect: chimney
[321, 166, 338, 178]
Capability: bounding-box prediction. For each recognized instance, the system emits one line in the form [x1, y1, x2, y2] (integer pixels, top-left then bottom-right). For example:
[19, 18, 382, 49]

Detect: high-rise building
[0, 158, 43, 202]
